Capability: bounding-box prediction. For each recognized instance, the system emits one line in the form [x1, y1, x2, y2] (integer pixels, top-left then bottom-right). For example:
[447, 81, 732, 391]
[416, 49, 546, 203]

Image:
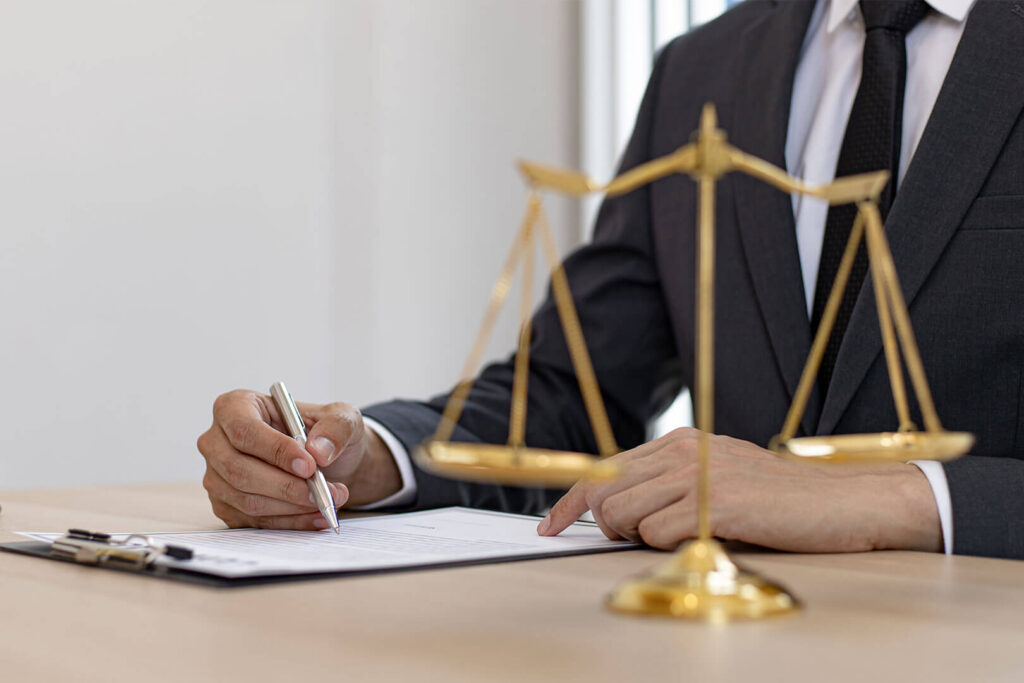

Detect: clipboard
[0, 538, 637, 589]
[0, 508, 640, 589]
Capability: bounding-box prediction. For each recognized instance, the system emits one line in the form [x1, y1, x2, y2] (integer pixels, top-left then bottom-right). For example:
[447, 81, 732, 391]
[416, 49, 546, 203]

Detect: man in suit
[197, 0, 1024, 559]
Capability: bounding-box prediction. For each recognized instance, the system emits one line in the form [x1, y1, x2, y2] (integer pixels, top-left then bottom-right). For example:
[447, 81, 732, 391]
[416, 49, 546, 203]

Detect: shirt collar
[825, 0, 975, 34]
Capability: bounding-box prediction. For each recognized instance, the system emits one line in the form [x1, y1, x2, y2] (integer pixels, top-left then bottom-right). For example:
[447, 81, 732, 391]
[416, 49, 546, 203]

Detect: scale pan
[776, 431, 973, 463]
[414, 440, 618, 487]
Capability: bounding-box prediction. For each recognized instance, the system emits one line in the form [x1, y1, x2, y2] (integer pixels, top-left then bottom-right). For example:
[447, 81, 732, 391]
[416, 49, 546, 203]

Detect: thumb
[538, 480, 590, 537]
[300, 402, 364, 469]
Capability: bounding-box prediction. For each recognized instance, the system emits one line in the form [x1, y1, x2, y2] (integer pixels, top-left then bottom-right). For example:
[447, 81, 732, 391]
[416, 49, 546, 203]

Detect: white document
[20, 507, 636, 579]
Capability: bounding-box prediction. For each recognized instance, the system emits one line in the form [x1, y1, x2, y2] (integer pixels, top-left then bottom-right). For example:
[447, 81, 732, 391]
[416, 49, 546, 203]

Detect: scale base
[606, 538, 799, 622]
[414, 440, 618, 487]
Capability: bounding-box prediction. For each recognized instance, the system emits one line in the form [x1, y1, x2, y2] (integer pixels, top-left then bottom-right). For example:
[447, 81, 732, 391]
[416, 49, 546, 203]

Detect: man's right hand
[197, 390, 403, 530]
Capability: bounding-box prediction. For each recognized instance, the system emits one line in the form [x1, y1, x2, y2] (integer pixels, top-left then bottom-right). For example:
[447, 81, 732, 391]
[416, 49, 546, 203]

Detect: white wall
[346, 1, 581, 405]
[0, 0, 579, 490]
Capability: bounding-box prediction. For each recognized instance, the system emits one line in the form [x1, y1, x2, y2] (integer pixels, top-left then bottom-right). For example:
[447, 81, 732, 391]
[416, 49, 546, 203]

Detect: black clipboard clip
[50, 529, 193, 571]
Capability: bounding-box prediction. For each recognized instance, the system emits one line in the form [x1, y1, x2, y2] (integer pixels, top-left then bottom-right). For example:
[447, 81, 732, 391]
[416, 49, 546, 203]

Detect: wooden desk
[1, 483, 1023, 682]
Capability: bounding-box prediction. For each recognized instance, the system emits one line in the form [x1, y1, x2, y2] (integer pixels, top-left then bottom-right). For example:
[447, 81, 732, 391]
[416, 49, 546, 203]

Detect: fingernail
[309, 437, 336, 464]
[292, 458, 312, 477]
[331, 484, 349, 507]
[537, 514, 551, 535]
[313, 518, 329, 529]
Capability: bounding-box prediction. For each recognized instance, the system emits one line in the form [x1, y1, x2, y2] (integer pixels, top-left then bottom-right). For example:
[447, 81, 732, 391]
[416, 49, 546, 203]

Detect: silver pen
[270, 381, 341, 534]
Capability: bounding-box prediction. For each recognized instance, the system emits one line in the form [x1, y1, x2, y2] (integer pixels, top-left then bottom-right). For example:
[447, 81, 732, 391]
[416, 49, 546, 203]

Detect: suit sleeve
[945, 453, 1024, 559]
[361, 48, 684, 514]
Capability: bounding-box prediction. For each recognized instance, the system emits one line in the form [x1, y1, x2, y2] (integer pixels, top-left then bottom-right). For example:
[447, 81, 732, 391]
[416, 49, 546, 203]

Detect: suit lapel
[817, 0, 1024, 435]
[731, 0, 819, 435]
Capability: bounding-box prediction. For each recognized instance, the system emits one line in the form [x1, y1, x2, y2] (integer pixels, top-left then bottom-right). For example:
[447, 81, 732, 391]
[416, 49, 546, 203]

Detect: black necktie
[809, 0, 930, 392]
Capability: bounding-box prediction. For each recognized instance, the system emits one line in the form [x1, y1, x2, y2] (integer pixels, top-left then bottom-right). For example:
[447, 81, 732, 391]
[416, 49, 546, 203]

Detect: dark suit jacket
[364, 0, 1024, 559]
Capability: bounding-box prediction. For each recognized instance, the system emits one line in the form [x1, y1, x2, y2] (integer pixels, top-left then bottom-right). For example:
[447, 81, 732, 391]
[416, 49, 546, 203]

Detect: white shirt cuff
[353, 417, 418, 510]
[910, 460, 953, 554]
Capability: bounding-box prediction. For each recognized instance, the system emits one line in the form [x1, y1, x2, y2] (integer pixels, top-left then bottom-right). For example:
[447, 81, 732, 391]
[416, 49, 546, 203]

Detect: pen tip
[334, 527, 340, 535]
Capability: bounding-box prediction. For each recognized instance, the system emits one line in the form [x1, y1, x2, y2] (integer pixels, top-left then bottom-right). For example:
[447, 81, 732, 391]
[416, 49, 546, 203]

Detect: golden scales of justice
[414, 103, 973, 621]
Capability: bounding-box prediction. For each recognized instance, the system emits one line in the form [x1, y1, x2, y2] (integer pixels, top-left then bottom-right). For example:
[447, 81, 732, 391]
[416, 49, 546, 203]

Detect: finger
[257, 511, 331, 531]
[583, 489, 625, 541]
[205, 425, 323, 507]
[215, 392, 317, 477]
[599, 465, 695, 541]
[584, 451, 683, 528]
[544, 448, 663, 540]
[637, 496, 699, 550]
[539, 479, 590, 536]
[298, 402, 363, 469]
[210, 498, 249, 528]
[539, 435, 688, 537]
[213, 504, 327, 531]
[203, 467, 317, 517]
[544, 480, 625, 540]
[328, 482, 350, 509]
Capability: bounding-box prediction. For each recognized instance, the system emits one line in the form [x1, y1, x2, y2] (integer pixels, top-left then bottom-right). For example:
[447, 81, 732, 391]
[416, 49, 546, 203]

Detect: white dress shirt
[364, 0, 976, 552]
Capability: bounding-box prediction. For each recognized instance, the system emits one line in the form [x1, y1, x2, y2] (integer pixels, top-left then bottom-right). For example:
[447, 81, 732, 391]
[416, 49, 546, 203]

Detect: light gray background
[0, 0, 582, 489]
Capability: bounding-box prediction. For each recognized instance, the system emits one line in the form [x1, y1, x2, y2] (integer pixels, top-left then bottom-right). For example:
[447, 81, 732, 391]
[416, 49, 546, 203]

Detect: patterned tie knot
[859, 0, 930, 34]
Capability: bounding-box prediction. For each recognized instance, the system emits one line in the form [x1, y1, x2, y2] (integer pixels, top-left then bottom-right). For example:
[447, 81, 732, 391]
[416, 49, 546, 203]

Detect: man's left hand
[538, 428, 943, 553]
